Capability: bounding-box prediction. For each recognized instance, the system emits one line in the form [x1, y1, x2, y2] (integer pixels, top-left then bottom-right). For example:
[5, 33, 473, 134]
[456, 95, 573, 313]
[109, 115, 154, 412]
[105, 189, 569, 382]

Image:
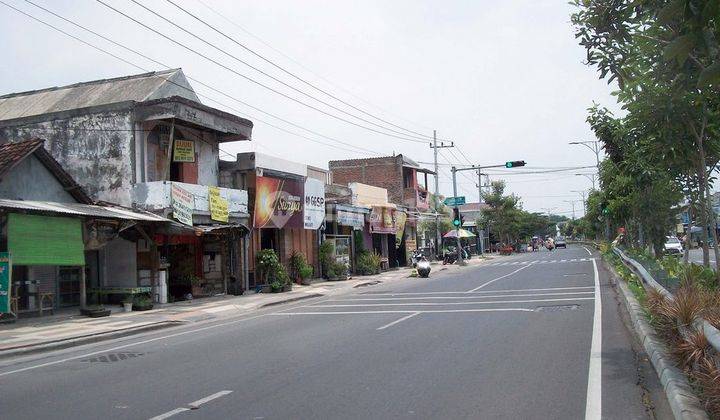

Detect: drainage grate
[82, 352, 145, 363]
[535, 304, 581, 312]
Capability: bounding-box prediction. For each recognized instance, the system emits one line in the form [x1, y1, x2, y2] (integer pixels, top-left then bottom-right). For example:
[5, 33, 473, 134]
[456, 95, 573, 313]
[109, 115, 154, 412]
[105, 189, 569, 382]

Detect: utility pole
[429, 131, 454, 259]
[571, 190, 587, 215]
[563, 200, 577, 220]
[451, 166, 465, 265]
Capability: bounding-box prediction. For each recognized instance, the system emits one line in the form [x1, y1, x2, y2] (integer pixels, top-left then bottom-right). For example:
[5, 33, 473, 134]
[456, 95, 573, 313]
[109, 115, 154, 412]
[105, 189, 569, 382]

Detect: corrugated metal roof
[0, 199, 169, 222]
[0, 69, 198, 121]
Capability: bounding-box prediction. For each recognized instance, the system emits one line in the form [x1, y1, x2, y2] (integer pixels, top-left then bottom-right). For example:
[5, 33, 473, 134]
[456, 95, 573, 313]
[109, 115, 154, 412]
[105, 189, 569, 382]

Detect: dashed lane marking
[311, 297, 594, 308]
[327, 291, 594, 302]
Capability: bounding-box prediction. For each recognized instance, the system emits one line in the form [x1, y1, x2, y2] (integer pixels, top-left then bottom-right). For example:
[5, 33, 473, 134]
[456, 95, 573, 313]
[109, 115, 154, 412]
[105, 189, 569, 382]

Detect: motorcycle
[443, 248, 458, 265]
[416, 257, 431, 278]
[411, 250, 425, 268]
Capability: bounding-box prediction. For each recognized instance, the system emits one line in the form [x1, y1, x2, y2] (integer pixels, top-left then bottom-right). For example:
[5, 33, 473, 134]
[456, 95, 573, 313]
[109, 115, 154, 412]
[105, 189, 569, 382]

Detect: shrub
[319, 241, 334, 276]
[290, 251, 313, 282]
[356, 250, 380, 275]
[328, 261, 348, 279]
[299, 265, 313, 280]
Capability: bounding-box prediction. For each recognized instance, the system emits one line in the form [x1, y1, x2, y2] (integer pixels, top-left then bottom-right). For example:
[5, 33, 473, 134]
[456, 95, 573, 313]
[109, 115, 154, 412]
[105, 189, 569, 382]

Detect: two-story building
[220, 152, 327, 287]
[329, 155, 434, 266]
[0, 69, 254, 301]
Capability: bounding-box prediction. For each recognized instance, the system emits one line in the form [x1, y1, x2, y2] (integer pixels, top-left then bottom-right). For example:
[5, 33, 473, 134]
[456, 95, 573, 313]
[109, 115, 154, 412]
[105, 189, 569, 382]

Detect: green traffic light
[453, 219, 461, 227]
[505, 162, 512, 168]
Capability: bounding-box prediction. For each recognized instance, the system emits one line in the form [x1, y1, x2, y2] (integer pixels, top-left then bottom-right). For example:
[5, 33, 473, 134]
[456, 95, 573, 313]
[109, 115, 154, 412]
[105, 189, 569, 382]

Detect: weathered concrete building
[0, 69, 254, 300]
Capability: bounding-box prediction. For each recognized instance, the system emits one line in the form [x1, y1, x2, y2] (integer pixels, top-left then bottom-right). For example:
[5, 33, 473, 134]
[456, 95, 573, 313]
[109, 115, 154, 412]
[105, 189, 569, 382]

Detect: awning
[0, 199, 168, 222]
[8, 213, 85, 265]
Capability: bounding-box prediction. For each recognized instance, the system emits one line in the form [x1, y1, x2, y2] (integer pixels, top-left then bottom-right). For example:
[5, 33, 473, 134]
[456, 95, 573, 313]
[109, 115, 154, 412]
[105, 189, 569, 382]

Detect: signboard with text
[209, 186, 229, 223]
[0, 252, 11, 314]
[173, 140, 195, 162]
[369, 206, 395, 234]
[444, 196, 466, 206]
[337, 210, 365, 229]
[254, 176, 304, 229]
[303, 178, 325, 230]
[171, 183, 194, 226]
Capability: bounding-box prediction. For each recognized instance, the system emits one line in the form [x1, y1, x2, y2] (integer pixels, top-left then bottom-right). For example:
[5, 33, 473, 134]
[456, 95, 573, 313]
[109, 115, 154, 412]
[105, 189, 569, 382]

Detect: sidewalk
[0, 256, 491, 356]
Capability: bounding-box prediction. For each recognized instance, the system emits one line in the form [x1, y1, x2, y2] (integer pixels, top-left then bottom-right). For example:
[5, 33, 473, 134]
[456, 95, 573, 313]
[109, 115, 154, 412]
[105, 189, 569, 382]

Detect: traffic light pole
[430, 133, 454, 259]
[451, 166, 465, 266]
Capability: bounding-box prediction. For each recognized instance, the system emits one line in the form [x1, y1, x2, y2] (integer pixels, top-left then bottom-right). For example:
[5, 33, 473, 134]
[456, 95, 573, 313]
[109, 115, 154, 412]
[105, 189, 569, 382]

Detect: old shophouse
[0, 69, 253, 303]
[220, 152, 327, 287]
[329, 155, 434, 267]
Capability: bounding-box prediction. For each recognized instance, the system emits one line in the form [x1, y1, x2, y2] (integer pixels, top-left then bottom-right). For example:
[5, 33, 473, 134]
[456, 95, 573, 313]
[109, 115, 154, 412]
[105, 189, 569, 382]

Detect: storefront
[325, 204, 369, 272]
[369, 205, 399, 269]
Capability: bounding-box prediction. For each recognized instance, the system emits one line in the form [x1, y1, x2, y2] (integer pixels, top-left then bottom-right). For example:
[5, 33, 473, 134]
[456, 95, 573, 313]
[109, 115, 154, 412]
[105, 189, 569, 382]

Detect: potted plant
[188, 275, 203, 297]
[318, 241, 334, 279]
[328, 261, 349, 281]
[132, 293, 154, 311]
[121, 295, 133, 312]
[270, 280, 283, 293]
[299, 265, 314, 285]
[256, 249, 280, 285]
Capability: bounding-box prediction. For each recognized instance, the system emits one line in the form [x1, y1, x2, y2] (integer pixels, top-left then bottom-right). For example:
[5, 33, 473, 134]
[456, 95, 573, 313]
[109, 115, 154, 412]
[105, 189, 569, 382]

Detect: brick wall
[329, 156, 405, 205]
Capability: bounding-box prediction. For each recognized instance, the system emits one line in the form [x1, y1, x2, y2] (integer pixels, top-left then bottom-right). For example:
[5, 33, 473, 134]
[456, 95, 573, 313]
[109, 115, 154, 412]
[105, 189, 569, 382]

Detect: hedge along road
[0, 245, 669, 419]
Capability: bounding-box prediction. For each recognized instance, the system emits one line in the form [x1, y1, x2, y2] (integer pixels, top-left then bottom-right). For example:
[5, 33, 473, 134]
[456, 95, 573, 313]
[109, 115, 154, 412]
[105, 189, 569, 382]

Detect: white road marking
[585, 258, 602, 420]
[582, 246, 593, 256]
[272, 308, 534, 316]
[328, 291, 594, 302]
[148, 407, 189, 420]
[188, 390, 233, 408]
[376, 312, 420, 330]
[312, 297, 594, 307]
[0, 314, 266, 378]
[357, 286, 594, 297]
[465, 263, 535, 293]
[203, 304, 237, 314]
[149, 390, 233, 420]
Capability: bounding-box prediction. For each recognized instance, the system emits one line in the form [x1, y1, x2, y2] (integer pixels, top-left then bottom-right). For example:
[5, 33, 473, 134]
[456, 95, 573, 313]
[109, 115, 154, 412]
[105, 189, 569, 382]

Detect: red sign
[254, 176, 304, 229]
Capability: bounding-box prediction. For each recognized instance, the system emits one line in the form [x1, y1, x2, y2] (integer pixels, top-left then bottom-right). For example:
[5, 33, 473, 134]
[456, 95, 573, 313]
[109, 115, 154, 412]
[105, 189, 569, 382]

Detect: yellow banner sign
[173, 140, 195, 162]
[209, 186, 229, 223]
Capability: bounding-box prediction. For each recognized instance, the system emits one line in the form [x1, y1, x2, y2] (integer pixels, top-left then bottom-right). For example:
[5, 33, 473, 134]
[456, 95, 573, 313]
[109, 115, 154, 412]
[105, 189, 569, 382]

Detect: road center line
[188, 390, 233, 408]
[148, 407, 189, 420]
[585, 258, 602, 419]
[465, 263, 535, 293]
[272, 308, 534, 316]
[376, 312, 420, 330]
[354, 286, 594, 297]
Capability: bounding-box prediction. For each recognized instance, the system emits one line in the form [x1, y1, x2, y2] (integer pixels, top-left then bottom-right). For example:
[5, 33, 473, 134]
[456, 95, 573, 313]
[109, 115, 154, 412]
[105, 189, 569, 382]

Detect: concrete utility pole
[563, 200, 577, 220]
[575, 173, 597, 190]
[572, 190, 587, 215]
[429, 132, 454, 258]
[451, 166, 464, 265]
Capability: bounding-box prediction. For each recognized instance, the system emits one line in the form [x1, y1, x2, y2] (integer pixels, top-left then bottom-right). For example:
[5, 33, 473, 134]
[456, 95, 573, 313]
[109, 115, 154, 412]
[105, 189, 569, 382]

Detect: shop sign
[369, 206, 395, 234]
[303, 178, 325, 230]
[337, 210, 365, 229]
[208, 186, 229, 223]
[395, 211, 407, 247]
[173, 139, 195, 162]
[172, 183, 194, 226]
[0, 253, 10, 314]
[254, 175, 304, 229]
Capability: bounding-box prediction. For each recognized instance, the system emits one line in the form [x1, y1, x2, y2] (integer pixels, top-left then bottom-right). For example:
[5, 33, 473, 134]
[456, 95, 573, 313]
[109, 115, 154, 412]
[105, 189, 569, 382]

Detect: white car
[664, 236, 683, 255]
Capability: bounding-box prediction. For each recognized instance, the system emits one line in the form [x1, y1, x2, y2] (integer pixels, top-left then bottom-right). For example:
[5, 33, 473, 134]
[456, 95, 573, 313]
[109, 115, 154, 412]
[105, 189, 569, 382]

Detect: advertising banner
[337, 210, 365, 229]
[303, 178, 325, 230]
[395, 211, 407, 247]
[173, 139, 195, 162]
[369, 206, 395, 234]
[254, 176, 304, 229]
[208, 186, 229, 223]
[171, 183, 194, 226]
[0, 253, 10, 314]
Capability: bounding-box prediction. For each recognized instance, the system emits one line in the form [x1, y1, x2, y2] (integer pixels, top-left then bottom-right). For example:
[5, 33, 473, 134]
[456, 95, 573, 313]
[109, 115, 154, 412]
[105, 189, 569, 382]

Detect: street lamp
[569, 140, 601, 169]
[563, 200, 579, 220]
[571, 190, 587, 215]
[575, 173, 597, 190]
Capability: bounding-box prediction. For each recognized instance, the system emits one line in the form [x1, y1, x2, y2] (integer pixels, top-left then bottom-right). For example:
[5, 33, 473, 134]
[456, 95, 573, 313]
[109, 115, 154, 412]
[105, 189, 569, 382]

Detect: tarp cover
[8, 213, 85, 266]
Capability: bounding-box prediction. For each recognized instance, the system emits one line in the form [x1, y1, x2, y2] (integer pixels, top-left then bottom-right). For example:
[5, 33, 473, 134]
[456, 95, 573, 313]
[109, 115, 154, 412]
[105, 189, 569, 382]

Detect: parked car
[555, 236, 567, 249]
[664, 236, 683, 255]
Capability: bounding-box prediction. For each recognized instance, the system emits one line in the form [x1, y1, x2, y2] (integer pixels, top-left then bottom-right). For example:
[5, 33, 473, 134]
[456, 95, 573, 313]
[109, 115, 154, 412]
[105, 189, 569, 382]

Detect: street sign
[0, 252, 11, 314]
[444, 196, 466, 206]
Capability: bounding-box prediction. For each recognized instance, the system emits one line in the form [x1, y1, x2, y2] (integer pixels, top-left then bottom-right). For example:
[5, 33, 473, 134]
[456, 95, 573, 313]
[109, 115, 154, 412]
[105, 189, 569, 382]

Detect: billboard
[254, 176, 304, 229]
[303, 178, 325, 230]
[369, 206, 396, 234]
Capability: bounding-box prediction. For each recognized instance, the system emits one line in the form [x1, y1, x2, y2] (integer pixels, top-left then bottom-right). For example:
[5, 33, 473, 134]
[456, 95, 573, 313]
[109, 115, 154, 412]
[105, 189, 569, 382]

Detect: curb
[0, 320, 185, 359]
[604, 257, 709, 420]
[258, 293, 324, 308]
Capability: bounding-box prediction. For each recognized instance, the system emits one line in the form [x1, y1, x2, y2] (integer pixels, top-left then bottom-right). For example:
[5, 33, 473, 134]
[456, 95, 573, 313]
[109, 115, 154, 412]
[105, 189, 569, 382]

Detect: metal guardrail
[612, 246, 720, 352]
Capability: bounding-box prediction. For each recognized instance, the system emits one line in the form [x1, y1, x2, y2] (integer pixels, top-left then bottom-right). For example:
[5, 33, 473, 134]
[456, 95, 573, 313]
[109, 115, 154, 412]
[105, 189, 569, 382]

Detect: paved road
[0, 245, 670, 419]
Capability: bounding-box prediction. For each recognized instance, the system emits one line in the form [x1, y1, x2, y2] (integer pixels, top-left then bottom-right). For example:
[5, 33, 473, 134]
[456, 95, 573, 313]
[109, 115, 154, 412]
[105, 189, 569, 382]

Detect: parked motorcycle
[443, 248, 458, 265]
[411, 250, 425, 268]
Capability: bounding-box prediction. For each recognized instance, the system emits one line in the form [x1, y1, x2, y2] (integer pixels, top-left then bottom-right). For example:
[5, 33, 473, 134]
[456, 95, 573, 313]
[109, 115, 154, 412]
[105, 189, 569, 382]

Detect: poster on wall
[208, 186, 229, 223]
[395, 211, 407, 248]
[254, 175, 304, 229]
[172, 183, 194, 226]
[337, 210, 365, 229]
[303, 178, 325, 230]
[369, 206, 395, 234]
[173, 139, 195, 162]
[0, 253, 11, 314]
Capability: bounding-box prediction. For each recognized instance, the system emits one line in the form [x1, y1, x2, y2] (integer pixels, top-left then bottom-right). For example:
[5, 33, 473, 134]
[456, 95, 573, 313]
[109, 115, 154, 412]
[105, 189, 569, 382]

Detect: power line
[164, 0, 434, 141]
[96, 0, 427, 144]
[193, 0, 435, 134]
[17, 0, 381, 157]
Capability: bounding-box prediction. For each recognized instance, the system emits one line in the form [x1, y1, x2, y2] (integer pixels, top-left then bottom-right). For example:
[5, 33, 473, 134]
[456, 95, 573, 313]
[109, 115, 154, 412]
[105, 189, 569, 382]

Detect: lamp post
[569, 140, 601, 169]
[572, 190, 587, 215]
[575, 173, 597, 190]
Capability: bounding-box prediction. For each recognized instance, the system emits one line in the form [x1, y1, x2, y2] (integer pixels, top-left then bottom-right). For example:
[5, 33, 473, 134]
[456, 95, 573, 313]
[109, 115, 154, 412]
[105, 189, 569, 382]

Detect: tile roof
[0, 139, 92, 204]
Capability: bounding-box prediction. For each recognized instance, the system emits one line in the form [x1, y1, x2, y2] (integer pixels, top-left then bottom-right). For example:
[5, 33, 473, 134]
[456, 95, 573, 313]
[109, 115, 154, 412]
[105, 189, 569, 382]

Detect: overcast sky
[0, 0, 620, 217]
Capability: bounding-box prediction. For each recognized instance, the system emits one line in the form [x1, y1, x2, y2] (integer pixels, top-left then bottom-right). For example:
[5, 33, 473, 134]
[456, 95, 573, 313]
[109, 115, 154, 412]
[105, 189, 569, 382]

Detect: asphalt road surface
[0, 245, 671, 419]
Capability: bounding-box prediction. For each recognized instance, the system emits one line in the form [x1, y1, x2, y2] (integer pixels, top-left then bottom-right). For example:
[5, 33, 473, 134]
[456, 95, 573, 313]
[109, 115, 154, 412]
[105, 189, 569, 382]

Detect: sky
[0, 0, 620, 217]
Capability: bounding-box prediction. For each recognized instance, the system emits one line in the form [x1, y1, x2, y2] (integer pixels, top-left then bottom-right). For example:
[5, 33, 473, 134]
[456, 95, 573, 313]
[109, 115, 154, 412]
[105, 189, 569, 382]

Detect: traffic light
[452, 207, 462, 227]
[505, 160, 526, 168]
